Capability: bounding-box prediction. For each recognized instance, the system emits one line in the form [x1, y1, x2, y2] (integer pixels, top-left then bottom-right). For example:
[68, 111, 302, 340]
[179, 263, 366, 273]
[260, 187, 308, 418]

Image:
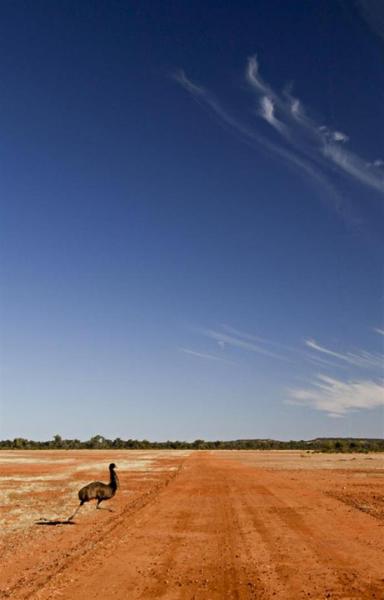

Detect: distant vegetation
[1, 435, 383, 452]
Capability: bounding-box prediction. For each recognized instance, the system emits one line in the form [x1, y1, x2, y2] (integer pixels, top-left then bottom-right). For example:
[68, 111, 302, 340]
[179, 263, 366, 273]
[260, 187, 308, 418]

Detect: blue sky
[1, 0, 383, 441]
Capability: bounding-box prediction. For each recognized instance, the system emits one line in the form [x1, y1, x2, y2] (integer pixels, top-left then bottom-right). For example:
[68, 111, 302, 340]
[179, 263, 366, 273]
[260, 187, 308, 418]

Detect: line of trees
[0, 435, 383, 452]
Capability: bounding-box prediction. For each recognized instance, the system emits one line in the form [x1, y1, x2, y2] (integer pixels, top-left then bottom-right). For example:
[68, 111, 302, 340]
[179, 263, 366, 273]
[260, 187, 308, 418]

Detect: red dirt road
[1, 451, 384, 599]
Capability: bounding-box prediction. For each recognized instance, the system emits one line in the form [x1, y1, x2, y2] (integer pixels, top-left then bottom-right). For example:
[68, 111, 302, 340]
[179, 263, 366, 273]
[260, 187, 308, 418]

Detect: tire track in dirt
[136, 455, 267, 600]
[226, 462, 384, 599]
[241, 485, 346, 598]
[207, 475, 268, 599]
[268, 502, 383, 598]
[228, 485, 290, 598]
[262, 482, 383, 598]
[210, 463, 332, 598]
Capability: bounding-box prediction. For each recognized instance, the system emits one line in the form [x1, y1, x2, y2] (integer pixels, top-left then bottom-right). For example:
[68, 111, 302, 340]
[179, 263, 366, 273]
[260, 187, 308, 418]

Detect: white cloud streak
[296, 337, 384, 416]
[173, 69, 255, 141]
[220, 324, 296, 353]
[173, 68, 342, 212]
[305, 338, 384, 370]
[198, 325, 384, 371]
[259, 96, 287, 135]
[202, 328, 288, 361]
[374, 328, 384, 336]
[332, 131, 349, 143]
[174, 56, 384, 204]
[179, 348, 227, 362]
[323, 144, 384, 194]
[303, 353, 348, 369]
[289, 374, 384, 418]
[245, 55, 384, 195]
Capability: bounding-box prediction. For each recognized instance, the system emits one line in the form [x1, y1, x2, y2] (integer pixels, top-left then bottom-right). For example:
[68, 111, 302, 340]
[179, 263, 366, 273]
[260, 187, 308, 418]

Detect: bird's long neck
[109, 468, 119, 491]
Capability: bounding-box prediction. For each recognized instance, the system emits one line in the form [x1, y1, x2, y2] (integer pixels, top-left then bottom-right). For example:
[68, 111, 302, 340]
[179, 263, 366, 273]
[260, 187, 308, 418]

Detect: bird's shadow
[35, 518, 76, 526]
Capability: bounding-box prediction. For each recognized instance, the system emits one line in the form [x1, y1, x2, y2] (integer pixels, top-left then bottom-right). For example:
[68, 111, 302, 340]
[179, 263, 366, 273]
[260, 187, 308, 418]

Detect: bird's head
[109, 463, 117, 470]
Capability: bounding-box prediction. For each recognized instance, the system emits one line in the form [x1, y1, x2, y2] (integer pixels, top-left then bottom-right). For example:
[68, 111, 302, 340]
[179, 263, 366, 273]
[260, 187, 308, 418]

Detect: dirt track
[1, 451, 384, 599]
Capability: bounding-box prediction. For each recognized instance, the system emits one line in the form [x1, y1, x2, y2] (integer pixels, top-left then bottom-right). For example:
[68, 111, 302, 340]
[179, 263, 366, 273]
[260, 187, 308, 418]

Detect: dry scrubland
[0, 450, 383, 599]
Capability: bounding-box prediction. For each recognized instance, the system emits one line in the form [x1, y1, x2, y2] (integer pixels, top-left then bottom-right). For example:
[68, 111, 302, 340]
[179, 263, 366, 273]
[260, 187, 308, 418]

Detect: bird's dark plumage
[68, 463, 119, 520]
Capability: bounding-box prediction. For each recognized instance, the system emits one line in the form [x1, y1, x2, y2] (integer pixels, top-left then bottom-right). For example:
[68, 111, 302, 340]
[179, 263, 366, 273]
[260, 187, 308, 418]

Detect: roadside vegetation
[1, 435, 383, 452]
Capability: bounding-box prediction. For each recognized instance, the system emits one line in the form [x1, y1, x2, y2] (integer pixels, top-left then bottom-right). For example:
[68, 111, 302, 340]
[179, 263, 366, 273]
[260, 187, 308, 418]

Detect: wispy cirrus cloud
[173, 68, 342, 213]
[195, 324, 384, 370]
[202, 328, 289, 361]
[174, 56, 384, 213]
[290, 333, 384, 417]
[173, 69, 255, 141]
[288, 374, 384, 418]
[179, 347, 229, 362]
[245, 55, 384, 195]
[179, 324, 384, 418]
[205, 324, 384, 418]
[185, 323, 384, 418]
[259, 96, 287, 135]
[374, 327, 384, 336]
[303, 353, 348, 370]
[305, 338, 383, 370]
[221, 324, 289, 348]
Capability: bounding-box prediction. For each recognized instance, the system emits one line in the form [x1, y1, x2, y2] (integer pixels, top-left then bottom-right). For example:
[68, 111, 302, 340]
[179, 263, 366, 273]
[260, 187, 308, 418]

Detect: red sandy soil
[0, 450, 384, 599]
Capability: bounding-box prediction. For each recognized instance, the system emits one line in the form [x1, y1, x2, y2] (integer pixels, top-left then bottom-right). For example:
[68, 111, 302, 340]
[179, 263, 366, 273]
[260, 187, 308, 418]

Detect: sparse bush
[1, 435, 383, 452]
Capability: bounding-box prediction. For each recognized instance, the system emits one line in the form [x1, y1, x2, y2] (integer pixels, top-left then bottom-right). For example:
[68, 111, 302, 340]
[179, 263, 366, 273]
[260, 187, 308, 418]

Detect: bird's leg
[67, 502, 82, 522]
[96, 500, 113, 512]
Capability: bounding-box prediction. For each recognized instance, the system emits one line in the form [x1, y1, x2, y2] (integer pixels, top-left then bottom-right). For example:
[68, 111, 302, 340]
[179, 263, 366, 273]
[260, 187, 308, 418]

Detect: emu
[68, 463, 119, 521]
